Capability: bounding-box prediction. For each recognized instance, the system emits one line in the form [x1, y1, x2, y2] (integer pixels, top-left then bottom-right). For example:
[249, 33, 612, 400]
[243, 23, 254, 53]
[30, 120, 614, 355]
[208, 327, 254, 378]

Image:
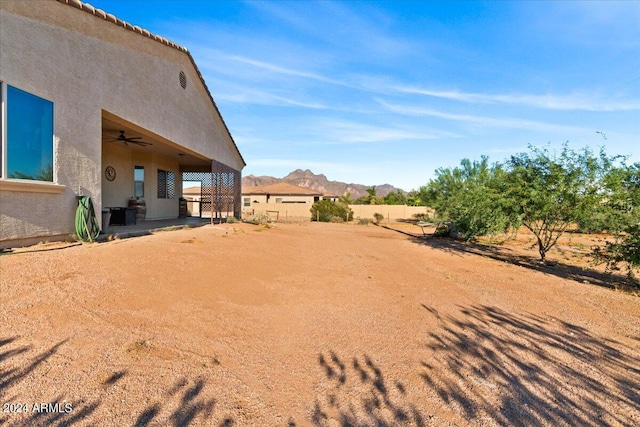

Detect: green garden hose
[75, 196, 100, 242]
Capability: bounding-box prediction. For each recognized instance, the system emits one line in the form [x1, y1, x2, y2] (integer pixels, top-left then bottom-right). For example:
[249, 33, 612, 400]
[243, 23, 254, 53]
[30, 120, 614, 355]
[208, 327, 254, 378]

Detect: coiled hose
[75, 196, 100, 242]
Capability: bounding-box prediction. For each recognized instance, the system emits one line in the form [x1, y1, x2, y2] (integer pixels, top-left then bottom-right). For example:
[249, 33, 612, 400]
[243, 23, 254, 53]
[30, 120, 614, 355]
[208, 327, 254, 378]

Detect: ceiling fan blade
[105, 130, 151, 146]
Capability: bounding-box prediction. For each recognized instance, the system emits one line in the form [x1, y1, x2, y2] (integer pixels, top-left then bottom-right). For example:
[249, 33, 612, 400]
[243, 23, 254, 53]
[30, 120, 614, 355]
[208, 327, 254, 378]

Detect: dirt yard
[1, 222, 638, 426]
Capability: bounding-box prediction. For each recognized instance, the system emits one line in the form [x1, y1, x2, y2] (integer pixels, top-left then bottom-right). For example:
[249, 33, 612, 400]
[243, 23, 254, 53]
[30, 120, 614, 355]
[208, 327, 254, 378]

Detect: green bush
[357, 217, 371, 225]
[593, 224, 640, 280]
[373, 212, 384, 224]
[310, 200, 353, 222]
[330, 216, 345, 223]
[226, 216, 239, 224]
[413, 213, 431, 222]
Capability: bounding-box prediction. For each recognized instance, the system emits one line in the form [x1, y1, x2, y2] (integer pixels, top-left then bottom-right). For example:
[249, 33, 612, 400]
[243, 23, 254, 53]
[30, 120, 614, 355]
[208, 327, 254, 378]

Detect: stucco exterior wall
[242, 194, 318, 207]
[245, 195, 269, 205]
[242, 202, 314, 220]
[243, 203, 433, 222]
[0, 0, 243, 246]
[349, 205, 433, 221]
[101, 145, 180, 219]
[269, 195, 316, 204]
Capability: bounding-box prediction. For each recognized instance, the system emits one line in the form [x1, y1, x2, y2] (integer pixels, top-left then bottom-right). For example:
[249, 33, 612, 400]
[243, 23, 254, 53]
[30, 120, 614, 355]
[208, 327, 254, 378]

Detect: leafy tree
[502, 144, 609, 262]
[422, 156, 511, 240]
[591, 162, 640, 278]
[419, 142, 637, 272]
[593, 225, 640, 279]
[406, 190, 425, 206]
[338, 191, 353, 205]
[383, 190, 407, 205]
[310, 200, 353, 222]
[355, 187, 383, 205]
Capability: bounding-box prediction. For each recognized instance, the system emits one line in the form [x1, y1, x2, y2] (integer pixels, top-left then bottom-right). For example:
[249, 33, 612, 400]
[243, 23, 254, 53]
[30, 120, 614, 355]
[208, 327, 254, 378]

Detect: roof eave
[56, 0, 247, 168]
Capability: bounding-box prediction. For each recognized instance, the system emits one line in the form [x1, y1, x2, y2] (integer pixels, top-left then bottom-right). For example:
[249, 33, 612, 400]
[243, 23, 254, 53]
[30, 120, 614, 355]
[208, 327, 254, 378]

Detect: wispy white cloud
[223, 54, 356, 88]
[308, 120, 460, 145]
[216, 90, 328, 109]
[247, 158, 375, 174]
[245, 0, 411, 58]
[378, 99, 589, 134]
[393, 86, 640, 112]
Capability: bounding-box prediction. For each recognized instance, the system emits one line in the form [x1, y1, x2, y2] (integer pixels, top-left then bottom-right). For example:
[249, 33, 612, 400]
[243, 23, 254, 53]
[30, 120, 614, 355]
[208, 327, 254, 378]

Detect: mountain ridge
[242, 169, 404, 199]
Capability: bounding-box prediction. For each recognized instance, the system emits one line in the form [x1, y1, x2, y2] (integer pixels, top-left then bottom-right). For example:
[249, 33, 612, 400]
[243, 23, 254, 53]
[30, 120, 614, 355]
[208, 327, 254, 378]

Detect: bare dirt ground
[1, 222, 638, 426]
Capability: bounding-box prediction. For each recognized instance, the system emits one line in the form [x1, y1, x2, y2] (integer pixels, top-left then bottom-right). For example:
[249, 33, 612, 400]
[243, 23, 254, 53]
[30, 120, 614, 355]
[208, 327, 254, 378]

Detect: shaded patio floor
[99, 216, 214, 241]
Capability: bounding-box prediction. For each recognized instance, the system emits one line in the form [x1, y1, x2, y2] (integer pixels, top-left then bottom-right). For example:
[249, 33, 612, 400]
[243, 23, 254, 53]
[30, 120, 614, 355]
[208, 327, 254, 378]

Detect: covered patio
[98, 216, 214, 241]
[101, 112, 242, 227]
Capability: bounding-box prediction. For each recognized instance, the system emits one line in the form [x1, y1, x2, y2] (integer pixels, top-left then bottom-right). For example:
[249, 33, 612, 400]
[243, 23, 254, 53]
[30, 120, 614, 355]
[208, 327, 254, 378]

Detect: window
[157, 169, 175, 199]
[275, 198, 283, 204]
[134, 166, 144, 198]
[243, 197, 250, 207]
[1, 84, 54, 181]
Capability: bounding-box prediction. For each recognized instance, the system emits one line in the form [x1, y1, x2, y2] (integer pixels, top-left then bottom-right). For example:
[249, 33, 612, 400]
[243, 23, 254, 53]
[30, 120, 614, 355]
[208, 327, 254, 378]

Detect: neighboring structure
[241, 182, 432, 222]
[242, 183, 323, 209]
[0, 0, 245, 248]
[182, 185, 236, 218]
[183, 186, 205, 217]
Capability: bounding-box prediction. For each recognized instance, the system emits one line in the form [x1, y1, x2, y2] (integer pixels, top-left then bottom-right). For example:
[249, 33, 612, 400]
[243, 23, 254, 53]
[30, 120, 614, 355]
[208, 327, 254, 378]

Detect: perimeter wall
[242, 204, 432, 222]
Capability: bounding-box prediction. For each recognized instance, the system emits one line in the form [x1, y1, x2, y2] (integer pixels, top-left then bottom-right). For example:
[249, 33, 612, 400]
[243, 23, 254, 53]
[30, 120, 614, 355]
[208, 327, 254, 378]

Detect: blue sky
[89, 0, 639, 191]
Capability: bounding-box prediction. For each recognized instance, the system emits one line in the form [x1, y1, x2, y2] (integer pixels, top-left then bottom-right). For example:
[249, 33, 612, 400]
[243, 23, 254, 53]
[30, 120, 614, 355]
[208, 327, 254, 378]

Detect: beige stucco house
[0, 0, 245, 248]
[242, 183, 323, 208]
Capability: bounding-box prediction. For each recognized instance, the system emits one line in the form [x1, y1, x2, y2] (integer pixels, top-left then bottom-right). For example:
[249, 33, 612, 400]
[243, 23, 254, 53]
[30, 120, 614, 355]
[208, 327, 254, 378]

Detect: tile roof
[183, 186, 201, 195]
[58, 0, 187, 51]
[242, 183, 323, 196]
[55, 0, 246, 167]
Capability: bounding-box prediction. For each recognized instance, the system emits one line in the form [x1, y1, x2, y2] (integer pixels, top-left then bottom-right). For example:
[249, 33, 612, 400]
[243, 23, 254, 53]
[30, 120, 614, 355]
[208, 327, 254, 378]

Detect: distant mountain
[242, 169, 404, 199]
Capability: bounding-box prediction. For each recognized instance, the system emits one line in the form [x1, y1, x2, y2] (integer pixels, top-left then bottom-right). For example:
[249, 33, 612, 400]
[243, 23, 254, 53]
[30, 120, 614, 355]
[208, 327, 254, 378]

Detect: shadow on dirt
[0, 337, 232, 427]
[419, 304, 640, 426]
[382, 224, 639, 292]
[132, 376, 218, 427]
[0, 336, 102, 427]
[308, 350, 427, 426]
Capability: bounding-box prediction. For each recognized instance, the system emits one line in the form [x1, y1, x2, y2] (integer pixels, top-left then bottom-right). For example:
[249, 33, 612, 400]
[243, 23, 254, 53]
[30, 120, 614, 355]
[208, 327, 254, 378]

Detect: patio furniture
[109, 207, 137, 226]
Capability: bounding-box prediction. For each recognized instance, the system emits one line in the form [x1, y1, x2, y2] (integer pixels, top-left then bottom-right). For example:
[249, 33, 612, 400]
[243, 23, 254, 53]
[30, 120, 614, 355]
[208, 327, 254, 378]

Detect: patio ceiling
[101, 113, 211, 168]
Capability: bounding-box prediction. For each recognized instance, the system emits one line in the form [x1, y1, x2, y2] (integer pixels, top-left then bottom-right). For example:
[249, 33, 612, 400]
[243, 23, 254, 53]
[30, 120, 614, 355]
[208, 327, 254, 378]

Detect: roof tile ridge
[54, 0, 246, 167]
[55, 0, 188, 52]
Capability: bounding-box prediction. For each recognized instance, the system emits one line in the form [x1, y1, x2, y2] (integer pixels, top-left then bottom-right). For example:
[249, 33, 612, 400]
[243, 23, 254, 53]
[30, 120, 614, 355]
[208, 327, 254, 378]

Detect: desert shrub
[424, 156, 513, 241]
[593, 224, 640, 280]
[413, 213, 431, 222]
[373, 212, 384, 224]
[433, 222, 459, 238]
[330, 216, 344, 223]
[245, 211, 271, 225]
[357, 217, 371, 225]
[311, 200, 353, 222]
[226, 216, 239, 224]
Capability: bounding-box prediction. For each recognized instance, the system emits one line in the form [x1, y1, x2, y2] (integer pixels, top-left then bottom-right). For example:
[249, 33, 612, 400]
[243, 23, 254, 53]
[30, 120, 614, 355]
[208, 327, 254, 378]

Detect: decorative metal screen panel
[182, 161, 241, 221]
[167, 171, 175, 199]
[157, 169, 175, 199]
[211, 159, 241, 220]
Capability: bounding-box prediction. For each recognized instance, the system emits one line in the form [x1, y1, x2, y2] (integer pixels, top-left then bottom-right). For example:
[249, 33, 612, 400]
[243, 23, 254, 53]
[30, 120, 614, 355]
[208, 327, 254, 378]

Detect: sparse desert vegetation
[1, 221, 638, 426]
